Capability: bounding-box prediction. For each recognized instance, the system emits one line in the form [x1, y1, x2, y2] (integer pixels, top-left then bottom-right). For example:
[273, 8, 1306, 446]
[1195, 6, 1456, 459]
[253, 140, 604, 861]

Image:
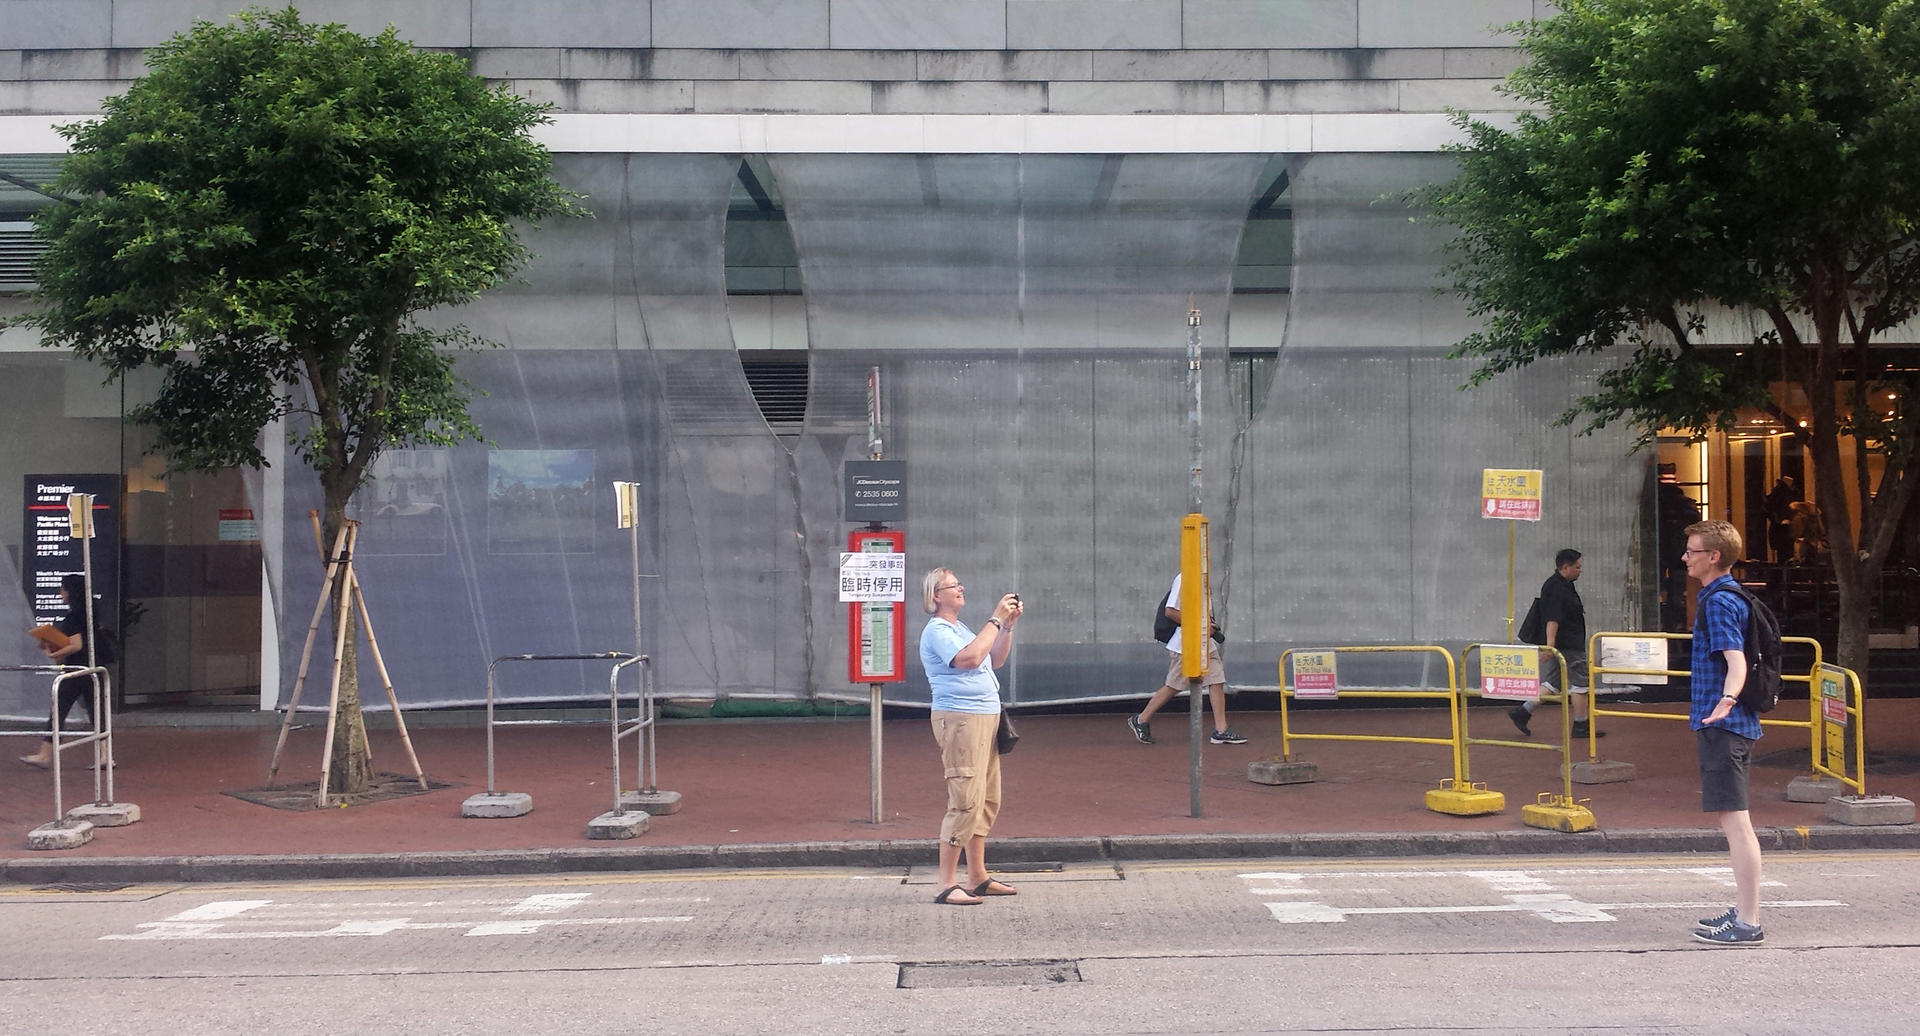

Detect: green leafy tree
[1426, 0, 1920, 674]
[15, 8, 574, 793]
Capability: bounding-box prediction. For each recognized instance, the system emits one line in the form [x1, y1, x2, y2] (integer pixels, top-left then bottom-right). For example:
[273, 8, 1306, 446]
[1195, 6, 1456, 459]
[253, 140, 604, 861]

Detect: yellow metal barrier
[1810, 663, 1870, 795]
[1273, 646, 1502, 815]
[1460, 644, 1594, 832]
[1586, 631, 1835, 778]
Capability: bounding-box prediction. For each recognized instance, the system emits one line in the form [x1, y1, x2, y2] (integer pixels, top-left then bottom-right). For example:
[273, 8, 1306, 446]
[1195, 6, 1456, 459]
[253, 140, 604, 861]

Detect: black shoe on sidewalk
[1507, 706, 1531, 736]
[1571, 720, 1607, 739]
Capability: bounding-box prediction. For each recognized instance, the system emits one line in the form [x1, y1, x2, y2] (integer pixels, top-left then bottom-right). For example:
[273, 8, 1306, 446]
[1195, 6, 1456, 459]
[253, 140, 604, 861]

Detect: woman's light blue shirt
[919, 617, 1001, 714]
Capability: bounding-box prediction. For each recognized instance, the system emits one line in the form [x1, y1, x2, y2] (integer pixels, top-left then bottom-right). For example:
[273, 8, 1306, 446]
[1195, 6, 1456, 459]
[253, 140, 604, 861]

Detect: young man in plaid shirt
[1682, 519, 1765, 946]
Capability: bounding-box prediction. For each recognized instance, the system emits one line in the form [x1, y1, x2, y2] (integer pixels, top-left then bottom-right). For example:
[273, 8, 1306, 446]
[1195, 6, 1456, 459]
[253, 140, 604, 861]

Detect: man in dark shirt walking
[1508, 548, 1603, 739]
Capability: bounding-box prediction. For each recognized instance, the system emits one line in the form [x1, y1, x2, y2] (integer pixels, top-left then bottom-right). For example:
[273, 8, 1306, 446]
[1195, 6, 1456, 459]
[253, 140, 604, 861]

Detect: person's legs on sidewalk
[1134, 683, 1179, 727]
[1719, 809, 1763, 925]
[20, 681, 91, 767]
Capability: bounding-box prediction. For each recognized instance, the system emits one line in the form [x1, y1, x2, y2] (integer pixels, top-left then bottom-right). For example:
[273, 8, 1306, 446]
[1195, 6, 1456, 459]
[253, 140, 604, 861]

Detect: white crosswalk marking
[166, 900, 271, 921]
[101, 891, 696, 941]
[502, 893, 590, 915]
[1238, 867, 1847, 926]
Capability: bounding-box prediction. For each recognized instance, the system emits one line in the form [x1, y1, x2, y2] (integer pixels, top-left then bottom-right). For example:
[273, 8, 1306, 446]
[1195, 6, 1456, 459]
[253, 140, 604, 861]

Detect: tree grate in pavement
[32, 882, 134, 893]
[898, 960, 1083, 988]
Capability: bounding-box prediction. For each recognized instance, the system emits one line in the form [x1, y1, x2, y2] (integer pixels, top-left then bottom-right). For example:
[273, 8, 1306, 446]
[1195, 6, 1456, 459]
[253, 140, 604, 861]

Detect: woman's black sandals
[934, 884, 982, 906]
[970, 878, 1018, 897]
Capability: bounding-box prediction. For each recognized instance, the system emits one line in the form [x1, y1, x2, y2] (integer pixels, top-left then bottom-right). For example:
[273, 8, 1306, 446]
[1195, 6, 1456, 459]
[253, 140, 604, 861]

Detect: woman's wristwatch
[985, 617, 1003, 629]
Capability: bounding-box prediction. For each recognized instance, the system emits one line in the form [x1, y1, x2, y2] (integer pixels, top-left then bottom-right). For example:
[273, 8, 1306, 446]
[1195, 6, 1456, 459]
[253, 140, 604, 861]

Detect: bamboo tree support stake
[314, 527, 358, 808]
[343, 544, 427, 790]
[266, 520, 354, 784]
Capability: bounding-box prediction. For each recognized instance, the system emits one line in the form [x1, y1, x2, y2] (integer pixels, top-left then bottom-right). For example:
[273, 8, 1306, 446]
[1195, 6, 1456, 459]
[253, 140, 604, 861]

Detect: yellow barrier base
[1521, 794, 1596, 833]
[1425, 780, 1504, 816]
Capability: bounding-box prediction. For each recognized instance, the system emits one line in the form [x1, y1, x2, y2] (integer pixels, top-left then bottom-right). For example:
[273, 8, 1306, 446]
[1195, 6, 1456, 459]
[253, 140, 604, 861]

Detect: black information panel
[843, 460, 906, 524]
[23, 474, 119, 627]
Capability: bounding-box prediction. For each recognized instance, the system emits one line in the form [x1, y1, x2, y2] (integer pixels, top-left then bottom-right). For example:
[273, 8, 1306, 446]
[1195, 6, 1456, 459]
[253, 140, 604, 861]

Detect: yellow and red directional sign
[1481, 645, 1541, 700]
[1481, 468, 1543, 521]
[1293, 650, 1338, 700]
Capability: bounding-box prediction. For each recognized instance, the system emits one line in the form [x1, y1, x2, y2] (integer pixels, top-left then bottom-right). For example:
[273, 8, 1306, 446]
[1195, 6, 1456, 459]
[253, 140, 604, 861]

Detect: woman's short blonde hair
[921, 567, 955, 614]
[1685, 519, 1744, 564]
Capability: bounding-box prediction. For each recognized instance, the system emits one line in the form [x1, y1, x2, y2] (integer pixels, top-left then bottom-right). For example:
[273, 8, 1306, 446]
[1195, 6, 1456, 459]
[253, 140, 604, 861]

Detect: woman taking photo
[918, 567, 1022, 906]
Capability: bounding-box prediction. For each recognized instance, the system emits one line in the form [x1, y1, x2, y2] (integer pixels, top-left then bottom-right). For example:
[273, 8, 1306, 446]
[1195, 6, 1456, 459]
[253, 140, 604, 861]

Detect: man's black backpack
[1703, 583, 1784, 713]
[1517, 598, 1546, 645]
[1151, 589, 1224, 645]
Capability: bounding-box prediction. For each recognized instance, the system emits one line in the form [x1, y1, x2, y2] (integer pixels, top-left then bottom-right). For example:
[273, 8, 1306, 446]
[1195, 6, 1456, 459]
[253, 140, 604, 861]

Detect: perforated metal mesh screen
[0, 150, 1645, 720]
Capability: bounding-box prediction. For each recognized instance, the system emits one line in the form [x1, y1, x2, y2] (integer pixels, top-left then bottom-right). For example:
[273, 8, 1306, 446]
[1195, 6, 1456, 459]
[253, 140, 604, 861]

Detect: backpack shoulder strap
[1701, 580, 1761, 654]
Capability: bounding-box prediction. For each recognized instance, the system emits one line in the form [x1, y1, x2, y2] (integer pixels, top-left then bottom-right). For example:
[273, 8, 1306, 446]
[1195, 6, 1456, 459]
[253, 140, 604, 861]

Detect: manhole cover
[898, 960, 1082, 989]
[31, 882, 134, 893]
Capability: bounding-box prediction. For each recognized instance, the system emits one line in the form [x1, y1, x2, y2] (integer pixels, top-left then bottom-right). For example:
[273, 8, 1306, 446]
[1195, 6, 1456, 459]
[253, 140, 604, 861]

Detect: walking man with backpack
[1507, 548, 1602, 739]
[1683, 519, 1766, 945]
[1126, 573, 1246, 746]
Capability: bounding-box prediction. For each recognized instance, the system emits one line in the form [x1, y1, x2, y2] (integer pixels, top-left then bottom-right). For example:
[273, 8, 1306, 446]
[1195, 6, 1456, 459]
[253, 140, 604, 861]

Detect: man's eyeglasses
[1680, 548, 1711, 557]
[935, 583, 963, 592]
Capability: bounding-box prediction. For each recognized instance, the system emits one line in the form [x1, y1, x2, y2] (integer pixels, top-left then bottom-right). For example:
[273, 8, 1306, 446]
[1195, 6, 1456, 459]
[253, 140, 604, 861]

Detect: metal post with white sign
[844, 366, 907, 824]
[57, 491, 141, 834]
[612, 480, 679, 815]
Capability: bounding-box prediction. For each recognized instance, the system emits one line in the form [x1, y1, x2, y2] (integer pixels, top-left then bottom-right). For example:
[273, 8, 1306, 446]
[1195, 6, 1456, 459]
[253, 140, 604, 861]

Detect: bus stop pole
[1187, 305, 1204, 819]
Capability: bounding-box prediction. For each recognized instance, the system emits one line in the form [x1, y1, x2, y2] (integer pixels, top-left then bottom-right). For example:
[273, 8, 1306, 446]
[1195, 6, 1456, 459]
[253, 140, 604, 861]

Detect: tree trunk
[1832, 572, 1873, 676]
[321, 498, 372, 797]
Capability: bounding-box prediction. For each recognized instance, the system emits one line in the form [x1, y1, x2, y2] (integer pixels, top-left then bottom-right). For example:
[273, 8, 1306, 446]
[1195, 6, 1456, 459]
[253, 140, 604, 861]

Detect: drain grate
[898, 960, 1083, 989]
[31, 882, 134, 893]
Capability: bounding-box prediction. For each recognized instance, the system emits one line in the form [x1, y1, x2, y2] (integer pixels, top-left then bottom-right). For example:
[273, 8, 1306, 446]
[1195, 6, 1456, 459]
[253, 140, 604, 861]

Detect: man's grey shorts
[1696, 725, 1755, 812]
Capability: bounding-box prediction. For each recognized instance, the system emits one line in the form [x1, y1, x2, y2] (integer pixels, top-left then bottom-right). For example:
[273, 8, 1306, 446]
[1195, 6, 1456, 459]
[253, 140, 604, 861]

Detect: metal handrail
[1276, 646, 1463, 784]
[1, 663, 111, 822]
[479, 652, 647, 799]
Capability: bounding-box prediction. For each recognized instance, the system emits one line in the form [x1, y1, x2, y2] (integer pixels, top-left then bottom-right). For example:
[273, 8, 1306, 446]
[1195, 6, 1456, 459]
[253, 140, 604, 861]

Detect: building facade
[2, 1, 1669, 716]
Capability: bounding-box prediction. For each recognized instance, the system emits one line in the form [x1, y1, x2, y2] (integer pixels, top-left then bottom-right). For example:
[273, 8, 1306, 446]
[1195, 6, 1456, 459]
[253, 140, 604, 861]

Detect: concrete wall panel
[1356, 0, 1529, 49]
[738, 49, 917, 81]
[1441, 47, 1523, 78]
[508, 78, 694, 114]
[870, 80, 1046, 114]
[110, 1, 473, 49]
[469, 48, 563, 80]
[1396, 78, 1507, 112]
[1092, 49, 1266, 81]
[473, 0, 651, 49]
[1008, 1, 1183, 51]
[16, 48, 148, 81]
[0, 78, 114, 114]
[693, 79, 870, 114]
[1224, 79, 1395, 113]
[653, 0, 830, 49]
[1183, 1, 1358, 49]
[917, 50, 1094, 81]
[829, 0, 1004, 50]
[1048, 80, 1224, 113]
[1, 1, 112, 50]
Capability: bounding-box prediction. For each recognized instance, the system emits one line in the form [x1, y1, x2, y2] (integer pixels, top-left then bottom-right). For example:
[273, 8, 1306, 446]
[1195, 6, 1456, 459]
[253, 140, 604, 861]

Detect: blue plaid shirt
[1691, 574, 1763, 740]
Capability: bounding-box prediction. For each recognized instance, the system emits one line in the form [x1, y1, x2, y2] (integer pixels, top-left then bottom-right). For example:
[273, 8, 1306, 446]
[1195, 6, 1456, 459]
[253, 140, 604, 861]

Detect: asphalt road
[4, 850, 1918, 1034]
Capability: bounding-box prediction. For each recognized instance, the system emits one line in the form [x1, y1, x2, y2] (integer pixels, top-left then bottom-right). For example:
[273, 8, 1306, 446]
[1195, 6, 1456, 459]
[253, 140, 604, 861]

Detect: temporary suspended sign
[838, 549, 906, 603]
[1481, 468, 1543, 521]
